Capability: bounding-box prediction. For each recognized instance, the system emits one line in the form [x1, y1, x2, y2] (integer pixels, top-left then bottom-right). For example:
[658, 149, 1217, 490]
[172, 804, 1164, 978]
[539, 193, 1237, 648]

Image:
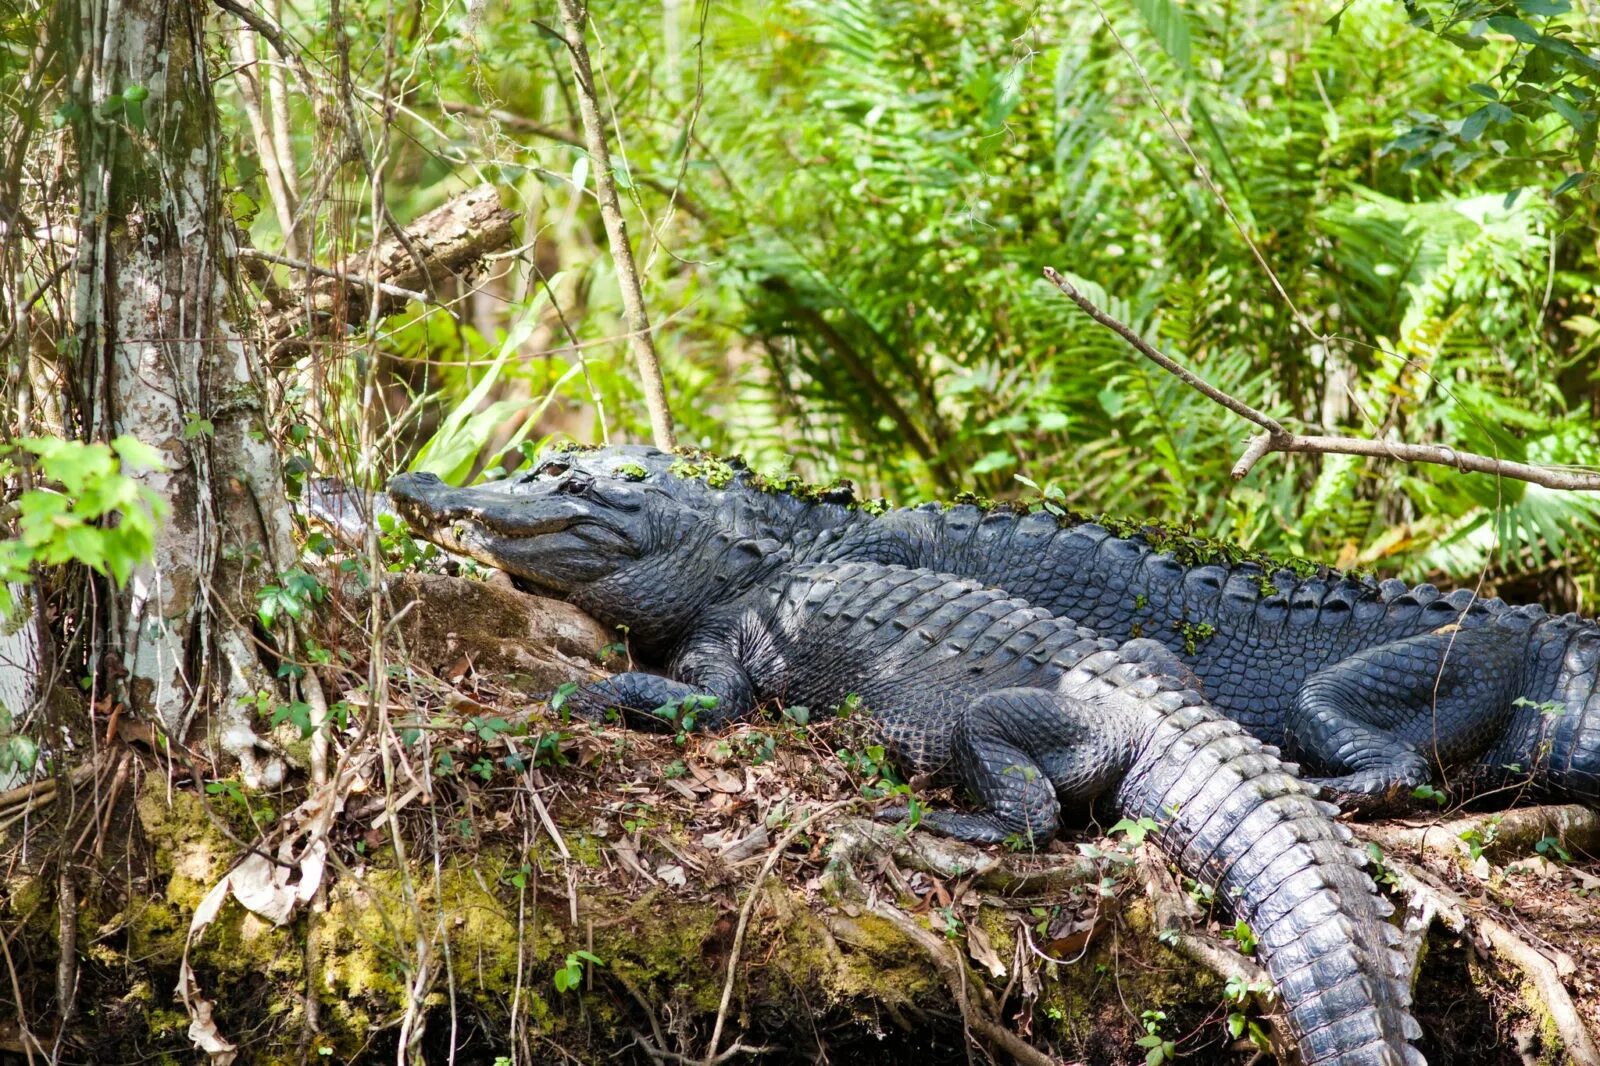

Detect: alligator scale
[388, 461, 1425, 1066]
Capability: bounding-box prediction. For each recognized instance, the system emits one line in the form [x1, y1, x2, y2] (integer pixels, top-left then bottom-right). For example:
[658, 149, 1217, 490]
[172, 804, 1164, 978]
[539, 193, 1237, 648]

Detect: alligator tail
[1115, 703, 1423, 1066]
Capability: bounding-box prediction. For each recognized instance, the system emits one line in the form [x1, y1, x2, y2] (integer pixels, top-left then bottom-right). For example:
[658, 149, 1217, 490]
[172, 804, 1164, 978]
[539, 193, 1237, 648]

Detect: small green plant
[652, 694, 718, 743]
[0, 709, 39, 780]
[553, 950, 604, 993]
[1514, 697, 1567, 720]
[1222, 919, 1258, 955]
[1459, 816, 1501, 862]
[1223, 972, 1274, 1048]
[1108, 816, 1161, 847]
[256, 568, 325, 628]
[1364, 842, 1399, 887]
[0, 435, 166, 616]
[550, 681, 580, 722]
[1535, 835, 1573, 863]
[1135, 1010, 1177, 1065]
[1177, 620, 1217, 655]
[1411, 784, 1449, 807]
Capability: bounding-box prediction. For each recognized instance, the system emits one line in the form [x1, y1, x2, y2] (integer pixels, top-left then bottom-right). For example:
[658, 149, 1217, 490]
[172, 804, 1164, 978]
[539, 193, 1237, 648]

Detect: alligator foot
[1306, 771, 1436, 817]
[873, 805, 1043, 847]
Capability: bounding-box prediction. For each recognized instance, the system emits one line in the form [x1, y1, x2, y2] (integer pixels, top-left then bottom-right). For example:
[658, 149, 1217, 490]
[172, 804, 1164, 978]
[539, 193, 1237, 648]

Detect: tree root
[819, 819, 1320, 1066]
[862, 897, 1063, 1066]
[1136, 847, 1296, 1062]
[1381, 854, 1600, 1066]
[823, 816, 1098, 897]
[1356, 804, 1600, 871]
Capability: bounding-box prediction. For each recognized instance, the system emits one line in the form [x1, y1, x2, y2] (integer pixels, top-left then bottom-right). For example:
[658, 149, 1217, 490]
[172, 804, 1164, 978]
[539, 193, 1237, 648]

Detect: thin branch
[1044, 267, 1600, 492]
[555, 0, 678, 451]
[240, 249, 431, 304]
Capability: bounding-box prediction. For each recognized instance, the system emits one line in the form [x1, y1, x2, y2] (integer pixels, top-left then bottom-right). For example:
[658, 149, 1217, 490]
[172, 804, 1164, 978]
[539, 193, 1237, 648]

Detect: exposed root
[824, 815, 1098, 897]
[863, 897, 1062, 1066]
[703, 799, 854, 1066]
[1383, 855, 1600, 1066]
[821, 818, 1076, 1066]
[1136, 847, 1296, 1062]
[1357, 805, 1600, 871]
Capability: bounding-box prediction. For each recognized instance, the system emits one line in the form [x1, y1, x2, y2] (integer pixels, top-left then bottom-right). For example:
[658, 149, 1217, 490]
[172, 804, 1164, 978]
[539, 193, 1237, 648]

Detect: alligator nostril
[412, 472, 444, 485]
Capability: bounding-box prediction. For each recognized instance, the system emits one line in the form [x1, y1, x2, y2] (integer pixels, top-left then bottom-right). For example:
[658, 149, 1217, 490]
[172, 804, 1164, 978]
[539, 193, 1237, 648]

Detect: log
[256, 184, 517, 358]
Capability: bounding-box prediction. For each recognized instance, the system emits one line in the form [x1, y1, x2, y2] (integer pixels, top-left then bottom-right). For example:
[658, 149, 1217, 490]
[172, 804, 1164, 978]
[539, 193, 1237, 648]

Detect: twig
[240, 249, 432, 304]
[1043, 267, 1600, 492]
[703, 799, 852, 1066]
[555, 0, 678, 450]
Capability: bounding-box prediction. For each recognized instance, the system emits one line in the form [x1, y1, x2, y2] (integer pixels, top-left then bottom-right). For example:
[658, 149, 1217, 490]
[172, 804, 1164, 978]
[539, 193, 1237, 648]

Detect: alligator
[388, 466, 1424, 1066]
[443, 445, 1600, 814]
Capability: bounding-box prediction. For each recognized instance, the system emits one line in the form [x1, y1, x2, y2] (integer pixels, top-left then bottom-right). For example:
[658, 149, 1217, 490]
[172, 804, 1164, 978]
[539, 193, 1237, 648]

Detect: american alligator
[388, 466, 1424, 1066]
[472, 446, 1600, 813]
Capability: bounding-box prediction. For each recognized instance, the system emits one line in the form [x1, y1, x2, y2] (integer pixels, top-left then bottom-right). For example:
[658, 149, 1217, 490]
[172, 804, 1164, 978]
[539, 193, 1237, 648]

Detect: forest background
[10, 0, 1599, 605]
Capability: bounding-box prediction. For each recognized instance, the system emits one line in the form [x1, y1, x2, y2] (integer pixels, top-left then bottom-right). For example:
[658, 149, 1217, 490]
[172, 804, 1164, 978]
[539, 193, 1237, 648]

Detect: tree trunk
[65, 0, 296, 785]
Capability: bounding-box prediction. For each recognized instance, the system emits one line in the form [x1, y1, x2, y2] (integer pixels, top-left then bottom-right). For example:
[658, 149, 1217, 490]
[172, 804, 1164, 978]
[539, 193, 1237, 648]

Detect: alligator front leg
[565, 633, 757, 730]
[891, 688, 1134, 847]
[1291, 626, 1527, 811]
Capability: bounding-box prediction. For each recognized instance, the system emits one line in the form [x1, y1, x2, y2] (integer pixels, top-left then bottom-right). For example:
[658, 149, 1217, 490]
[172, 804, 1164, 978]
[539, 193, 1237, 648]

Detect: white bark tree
[66, 0, 296, 784]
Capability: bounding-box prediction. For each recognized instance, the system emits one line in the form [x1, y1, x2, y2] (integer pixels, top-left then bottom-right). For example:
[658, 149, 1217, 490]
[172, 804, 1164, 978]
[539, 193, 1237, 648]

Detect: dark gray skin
[487, 446, 1600, 814]
[388, 467, 1423, 1066]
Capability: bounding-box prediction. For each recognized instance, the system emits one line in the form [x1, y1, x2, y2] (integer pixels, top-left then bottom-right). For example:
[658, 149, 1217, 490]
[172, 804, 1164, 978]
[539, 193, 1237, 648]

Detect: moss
[652, 447, 1354, 583]
[614, 461, 649, 481]
[1177, 620, 1217, 655]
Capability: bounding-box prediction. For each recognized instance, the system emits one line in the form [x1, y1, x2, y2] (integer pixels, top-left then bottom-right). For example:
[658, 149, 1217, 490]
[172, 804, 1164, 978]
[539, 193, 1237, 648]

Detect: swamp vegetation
[4, 0, 1600, 1062]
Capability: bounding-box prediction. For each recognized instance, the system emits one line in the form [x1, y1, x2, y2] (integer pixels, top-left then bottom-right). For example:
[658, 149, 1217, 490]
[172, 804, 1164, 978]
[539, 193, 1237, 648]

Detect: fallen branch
[259, 184, 517, 359]
[1043, 267, 1600, 492]
[1385, 857, 1600, 1066]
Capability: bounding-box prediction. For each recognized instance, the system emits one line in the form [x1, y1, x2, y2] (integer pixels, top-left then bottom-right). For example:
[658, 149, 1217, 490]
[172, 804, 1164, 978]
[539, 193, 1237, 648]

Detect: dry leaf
[966, 921, 1007, 979]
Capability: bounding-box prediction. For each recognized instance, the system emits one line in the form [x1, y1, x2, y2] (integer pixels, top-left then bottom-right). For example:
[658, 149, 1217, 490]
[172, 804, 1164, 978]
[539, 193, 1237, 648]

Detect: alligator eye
[556, 473, 593, 495]
[538, 461, 570, 479]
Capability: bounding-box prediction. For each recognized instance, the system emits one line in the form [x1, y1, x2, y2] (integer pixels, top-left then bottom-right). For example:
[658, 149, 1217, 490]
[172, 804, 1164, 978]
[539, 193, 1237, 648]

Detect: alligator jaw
[387, 471, 584, 543]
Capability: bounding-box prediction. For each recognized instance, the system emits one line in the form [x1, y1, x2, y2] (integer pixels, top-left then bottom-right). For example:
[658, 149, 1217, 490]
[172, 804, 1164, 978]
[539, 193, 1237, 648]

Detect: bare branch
[1044, 267, 1288, 436]
[1044, 267, 1600, 492]
[555, 0, 678, 451]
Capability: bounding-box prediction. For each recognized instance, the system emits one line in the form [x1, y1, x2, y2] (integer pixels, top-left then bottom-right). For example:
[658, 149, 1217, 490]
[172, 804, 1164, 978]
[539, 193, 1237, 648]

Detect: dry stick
[555, 0, 677, 451]
[1043, 267, 1600, 492]
[240, 248, 432, 305]
[702, 799, 853, 1066]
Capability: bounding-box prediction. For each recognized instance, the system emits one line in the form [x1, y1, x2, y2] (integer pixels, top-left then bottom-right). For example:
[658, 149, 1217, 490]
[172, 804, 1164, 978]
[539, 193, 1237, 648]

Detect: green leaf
[1486, 14, 1541, 44]
[1459, 106, 1492, 142]
[1548, 96, 1592, 133]
[1516, 0, 1571, 14]
[1553, 170, 1589, 194]
[1132, 0, 1191, 68]
[110, 436, 165, 473]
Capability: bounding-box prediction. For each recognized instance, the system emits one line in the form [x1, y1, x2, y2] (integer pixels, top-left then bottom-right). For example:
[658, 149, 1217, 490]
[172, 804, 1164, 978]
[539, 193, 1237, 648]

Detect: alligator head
[386, 453, 803, 652]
